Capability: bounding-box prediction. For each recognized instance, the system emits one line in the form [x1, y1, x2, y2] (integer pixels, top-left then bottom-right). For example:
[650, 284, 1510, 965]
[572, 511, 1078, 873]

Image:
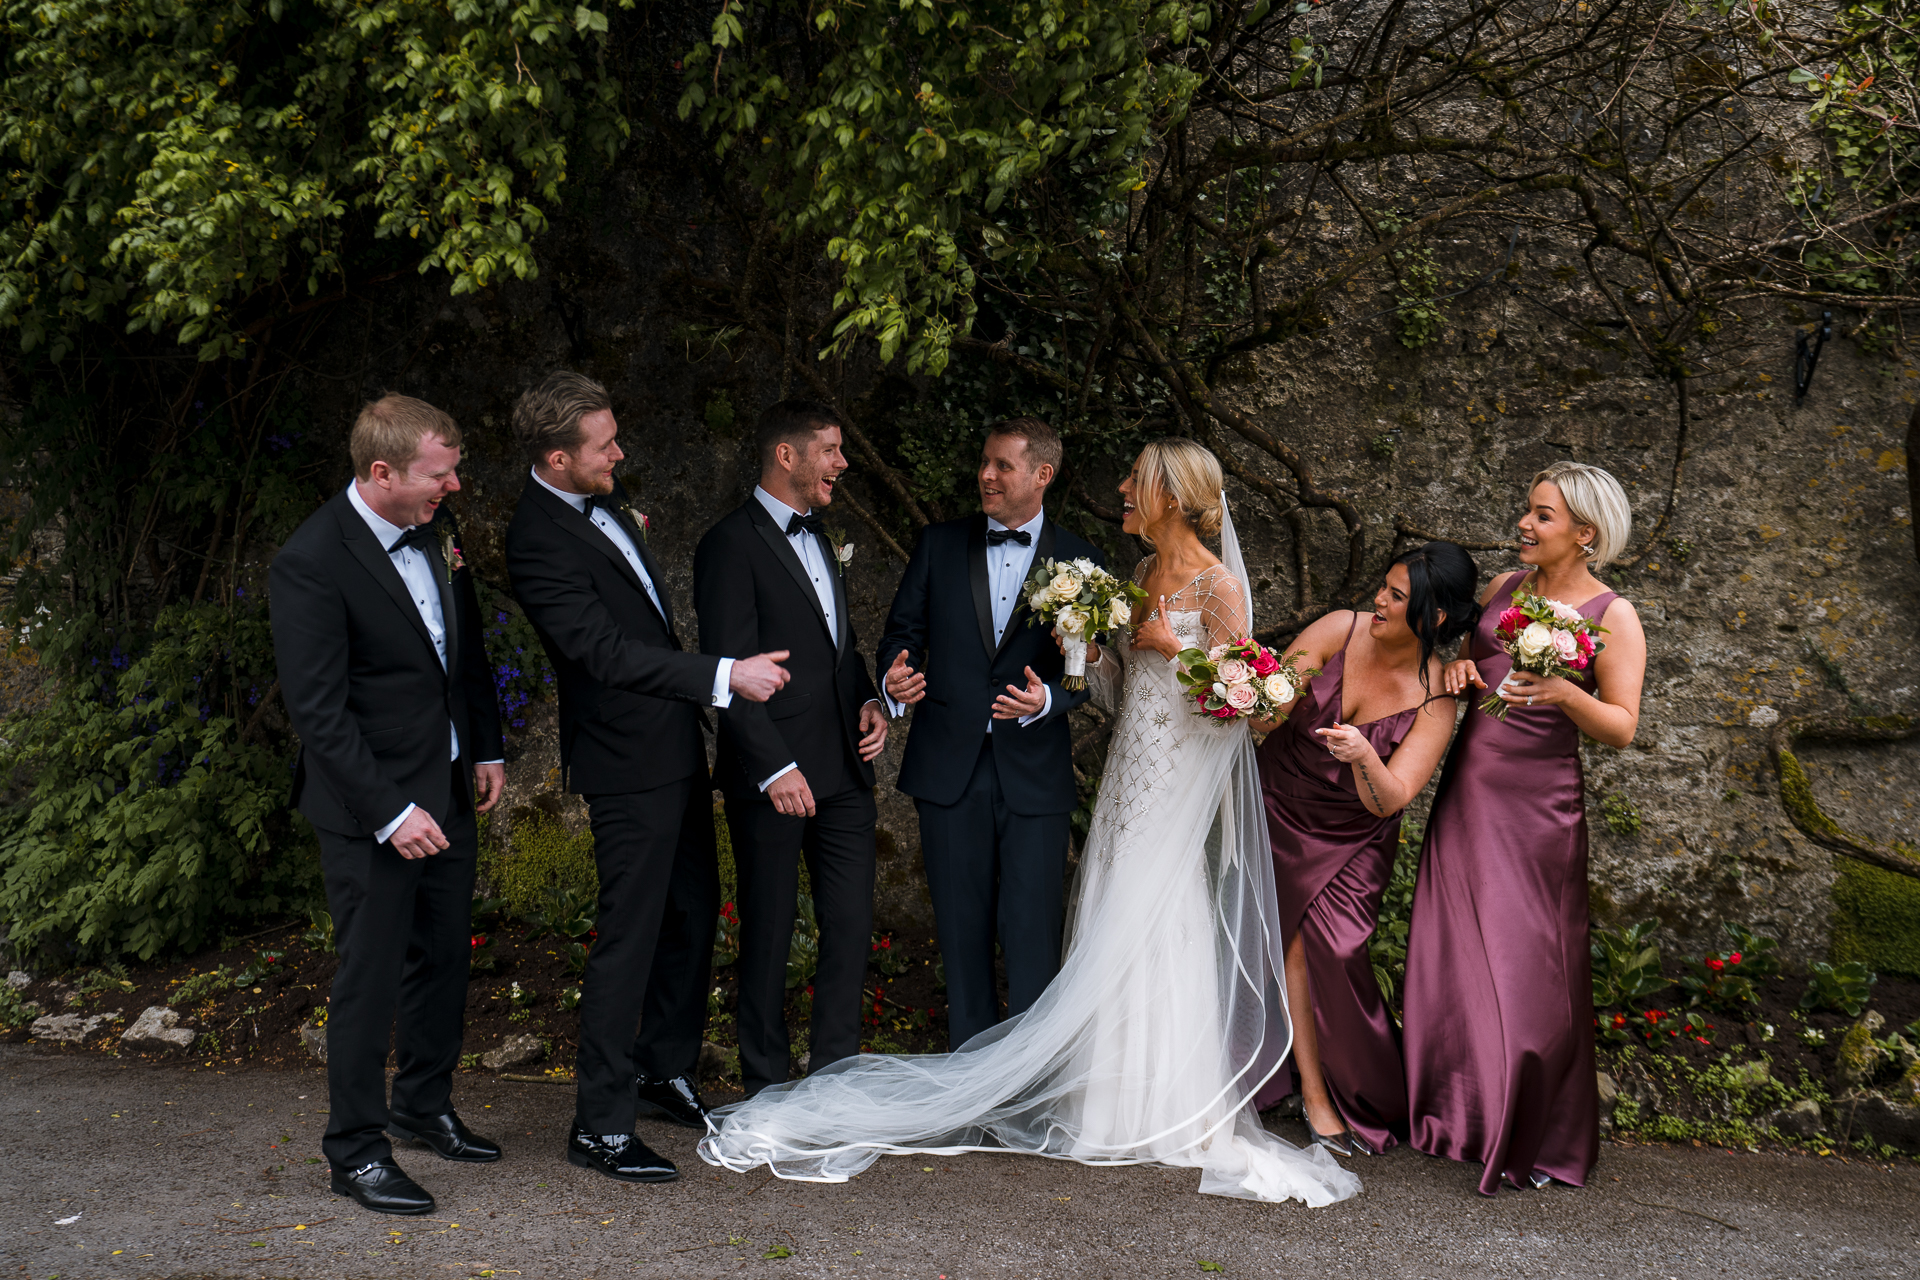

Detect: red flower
[1645, 1009, 1665, 1021]
[1612, 1014, 1628, 1028]
[1706, 957, 1725, 971]
[881, 938, 892, 949]
[1695, 1036, 1710, 1045]
[1729, 951, 1743, 965]
[1250, 647, 1281, 677]
[470, 934, 488, 949]
[1496, 606, 1528, 638]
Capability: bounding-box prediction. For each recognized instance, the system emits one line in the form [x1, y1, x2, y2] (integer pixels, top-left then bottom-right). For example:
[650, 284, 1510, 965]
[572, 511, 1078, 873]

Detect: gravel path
[3, 1044, 1915, 1279]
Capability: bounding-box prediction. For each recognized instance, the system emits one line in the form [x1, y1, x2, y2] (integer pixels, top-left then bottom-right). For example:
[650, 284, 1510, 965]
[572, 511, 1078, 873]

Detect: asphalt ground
[2, 1044, 1915, 1280]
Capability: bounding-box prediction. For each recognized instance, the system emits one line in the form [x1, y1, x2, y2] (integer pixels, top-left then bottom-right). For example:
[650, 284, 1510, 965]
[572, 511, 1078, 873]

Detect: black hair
[755, 399, 844, 467]
[1389, 540, 1482, 692]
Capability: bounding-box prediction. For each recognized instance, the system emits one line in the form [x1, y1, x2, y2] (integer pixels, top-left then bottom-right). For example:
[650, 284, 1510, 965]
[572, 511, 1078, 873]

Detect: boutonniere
[620, 502, 651, 542]
[826, 528, 855, 572]
[438, 526, 464, 583]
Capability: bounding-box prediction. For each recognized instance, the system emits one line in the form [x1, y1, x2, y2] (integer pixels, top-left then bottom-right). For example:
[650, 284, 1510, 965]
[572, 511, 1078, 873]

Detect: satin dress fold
[1403, 571, 1617, 1194]
[1253, 617, 1421, 1152]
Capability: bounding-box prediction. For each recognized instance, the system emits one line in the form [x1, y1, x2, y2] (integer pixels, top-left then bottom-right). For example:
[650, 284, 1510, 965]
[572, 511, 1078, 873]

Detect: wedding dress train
[698, 500, 1359, 1205]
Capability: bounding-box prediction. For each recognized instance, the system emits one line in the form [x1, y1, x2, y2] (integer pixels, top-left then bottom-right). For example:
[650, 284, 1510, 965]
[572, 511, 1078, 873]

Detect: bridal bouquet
[1480, 592, 1607, 721]
[1176, 638, 1313, 722]
[1022, 557, 1147, 689]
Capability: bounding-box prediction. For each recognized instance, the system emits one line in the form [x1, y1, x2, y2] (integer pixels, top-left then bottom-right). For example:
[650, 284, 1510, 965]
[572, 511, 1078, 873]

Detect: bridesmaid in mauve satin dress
[1403, 461, 1647, 1196]
[1254, 542, 1480, 1158]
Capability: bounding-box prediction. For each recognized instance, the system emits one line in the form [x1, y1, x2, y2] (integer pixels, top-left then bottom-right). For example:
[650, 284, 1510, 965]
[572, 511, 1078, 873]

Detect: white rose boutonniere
[620, 503, 651, 542]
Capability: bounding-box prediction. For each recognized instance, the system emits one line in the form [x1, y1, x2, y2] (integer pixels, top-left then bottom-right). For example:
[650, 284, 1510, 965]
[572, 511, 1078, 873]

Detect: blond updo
[1134, 438, 1225, 544]
[1530, 460, 1633, 568]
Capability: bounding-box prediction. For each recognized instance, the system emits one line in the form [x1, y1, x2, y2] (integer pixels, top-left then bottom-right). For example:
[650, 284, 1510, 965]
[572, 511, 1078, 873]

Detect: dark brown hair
[755, 399, 844, 467]
[513, 371, 612, 467]
[985, 416, 1063, 473]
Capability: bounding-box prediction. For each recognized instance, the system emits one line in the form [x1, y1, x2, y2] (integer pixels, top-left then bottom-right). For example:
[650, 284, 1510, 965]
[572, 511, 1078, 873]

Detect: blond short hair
[514, 371, 612, 467]
[1135, 438, 1225, 543]
[350, 395, 463, 480]
[1531, 460, 1632, 567]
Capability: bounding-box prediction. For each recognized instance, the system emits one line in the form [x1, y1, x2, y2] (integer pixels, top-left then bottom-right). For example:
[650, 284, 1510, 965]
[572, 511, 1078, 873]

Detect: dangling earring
[1580, 542, 1597, 559]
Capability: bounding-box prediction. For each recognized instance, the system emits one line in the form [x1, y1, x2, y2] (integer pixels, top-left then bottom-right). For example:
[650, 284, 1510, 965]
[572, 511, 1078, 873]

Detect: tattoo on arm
[1357, 760, 1387, 815]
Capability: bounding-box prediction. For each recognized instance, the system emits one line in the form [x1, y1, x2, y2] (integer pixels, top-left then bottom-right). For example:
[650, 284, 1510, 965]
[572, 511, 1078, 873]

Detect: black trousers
[318, 762, 476, 1170]
[575, 777, 719, 1134]
[916, 736, 1072, 1050]
[727, 785, 876, 1096]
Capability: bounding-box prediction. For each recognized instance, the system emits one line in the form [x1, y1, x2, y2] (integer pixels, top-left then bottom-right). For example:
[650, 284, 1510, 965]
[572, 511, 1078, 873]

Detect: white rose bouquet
[1175, 637, 1316, 723]
[1480, 591, 1608, 721]
[1020, 557, 1148, 689]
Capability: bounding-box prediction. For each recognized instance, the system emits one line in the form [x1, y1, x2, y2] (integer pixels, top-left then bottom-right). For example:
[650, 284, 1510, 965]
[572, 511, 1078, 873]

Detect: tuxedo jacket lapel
[338, 505, 443, 670]
[527, 481, 667, 630]
[829, 545, 851, 659]
[993, 515, 1054, 661]
[422, 533, 460, 675]
[967, 515, 995, 659]
[749, 501, 834, 643]
[604, 483, 676, 635]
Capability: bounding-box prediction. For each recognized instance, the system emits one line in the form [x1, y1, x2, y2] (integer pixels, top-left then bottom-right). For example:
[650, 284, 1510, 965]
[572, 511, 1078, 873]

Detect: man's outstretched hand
[730, 651, 792, 702]
[857, 700, 889, 761]
[473, 762, 504, 813]
[883, 651, 926, 705]
[991, 666, 1048, 720]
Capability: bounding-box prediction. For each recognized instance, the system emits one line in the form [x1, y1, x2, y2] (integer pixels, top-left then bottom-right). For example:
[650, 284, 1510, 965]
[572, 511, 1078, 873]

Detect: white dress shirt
[529, 467, 736, 710]
[751, 486, 877, 792]
[345, 481, 502, 844]
[880, 508, 1052, 729]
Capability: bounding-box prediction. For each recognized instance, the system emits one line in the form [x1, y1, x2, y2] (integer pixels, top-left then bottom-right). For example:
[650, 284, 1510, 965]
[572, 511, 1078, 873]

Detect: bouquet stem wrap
[1057, 627, 1088, 690]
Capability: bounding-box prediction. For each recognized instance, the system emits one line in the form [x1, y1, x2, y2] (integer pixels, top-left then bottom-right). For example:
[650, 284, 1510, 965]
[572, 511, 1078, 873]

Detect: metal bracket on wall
[1794, 311, 1833, 400]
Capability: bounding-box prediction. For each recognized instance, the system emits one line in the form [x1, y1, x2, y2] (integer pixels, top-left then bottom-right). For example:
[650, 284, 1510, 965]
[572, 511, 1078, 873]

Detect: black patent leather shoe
[330, 1158, 435, 1215]
[566, 1124, 678, 1183]
[636, 1072, 712, 1130]
[388, 1108, 503, 1162]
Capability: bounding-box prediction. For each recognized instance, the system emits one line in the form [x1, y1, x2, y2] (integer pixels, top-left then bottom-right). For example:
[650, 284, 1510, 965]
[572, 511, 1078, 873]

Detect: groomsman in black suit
[503, 372, 791, 1182]
[876, 418, 1104, 1049]
[270, 395, 506, 1216]
[694, 401, 888, 1097]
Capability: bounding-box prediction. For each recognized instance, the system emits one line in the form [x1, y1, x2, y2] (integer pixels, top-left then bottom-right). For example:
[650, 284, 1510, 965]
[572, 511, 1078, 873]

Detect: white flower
[1551, 629, 1578, 662]
[1049, 571, 1084, 602]
[1108, 596, 1132, 626]
[1548, 600, 1583, 624]
[1264, 673, 1295, 705]
[1056, 606, 1090, 637]
[1208, 644, 1229, 662]
[1029, 590, 1052, 612]
[834, 542, 855, 567]
[1515, 620, 1555, 660]
[1071, 557, 1096, 575]
[1217, 658, 1252, 685]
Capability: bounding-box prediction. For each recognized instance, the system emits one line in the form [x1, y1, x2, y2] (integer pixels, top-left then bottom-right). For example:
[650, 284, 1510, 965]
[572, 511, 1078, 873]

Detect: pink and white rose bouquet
[1176, 637, 1316, 723]
[1481, 591, 1608, 721]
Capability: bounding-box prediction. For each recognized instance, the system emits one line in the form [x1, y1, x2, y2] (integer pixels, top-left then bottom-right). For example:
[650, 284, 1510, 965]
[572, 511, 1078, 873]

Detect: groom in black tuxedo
[504, 372, 791, 1182]
[270, 395, 506, 1216]
[695, 400, 888, 1097]
[876, 418, 1103, 1049]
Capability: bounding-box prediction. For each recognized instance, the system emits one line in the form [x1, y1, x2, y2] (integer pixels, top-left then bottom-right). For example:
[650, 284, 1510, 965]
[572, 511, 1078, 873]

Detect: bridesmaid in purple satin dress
[1253, 543, 1480, 1159]
[1404, 462, 1647, 1196]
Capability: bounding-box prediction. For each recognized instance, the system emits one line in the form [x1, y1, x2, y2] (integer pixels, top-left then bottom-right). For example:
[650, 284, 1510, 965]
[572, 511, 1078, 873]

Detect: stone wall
[282, 178, 1920, 967]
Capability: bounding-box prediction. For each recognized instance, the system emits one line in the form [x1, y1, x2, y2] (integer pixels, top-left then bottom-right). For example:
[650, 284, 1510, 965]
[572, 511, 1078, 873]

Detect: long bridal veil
[697, 495, 1359, 1206]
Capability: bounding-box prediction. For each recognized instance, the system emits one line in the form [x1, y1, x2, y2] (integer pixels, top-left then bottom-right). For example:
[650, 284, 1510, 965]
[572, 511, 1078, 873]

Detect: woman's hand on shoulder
[1442, 659, 1484, 695]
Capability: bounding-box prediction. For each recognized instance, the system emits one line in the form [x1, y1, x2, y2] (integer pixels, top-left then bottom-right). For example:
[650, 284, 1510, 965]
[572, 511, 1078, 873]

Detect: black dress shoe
[636, 1072, 712, 1130]
[566, 1124, 678, 1183]
[388, 1108, 503, 1163]
[330, 1158, 436, 1215]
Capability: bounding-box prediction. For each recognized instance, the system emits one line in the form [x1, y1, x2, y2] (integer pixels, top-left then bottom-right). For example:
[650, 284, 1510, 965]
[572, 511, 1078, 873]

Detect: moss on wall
[1830, 854, 1920, 978]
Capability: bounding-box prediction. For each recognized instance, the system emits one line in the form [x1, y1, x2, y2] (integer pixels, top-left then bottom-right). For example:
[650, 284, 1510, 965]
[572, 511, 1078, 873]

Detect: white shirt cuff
[376, 803, 416, 845]
[1017, 683, 1054, 728]
[712, 657, 735, 709]
[476, 759, 504, 766]
[759, 762, 799, 792]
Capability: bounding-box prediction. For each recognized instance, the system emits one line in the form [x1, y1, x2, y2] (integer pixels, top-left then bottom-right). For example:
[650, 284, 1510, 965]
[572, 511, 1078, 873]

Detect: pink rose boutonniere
[438, 527, 465, 583]
[621, 503, 651, 542]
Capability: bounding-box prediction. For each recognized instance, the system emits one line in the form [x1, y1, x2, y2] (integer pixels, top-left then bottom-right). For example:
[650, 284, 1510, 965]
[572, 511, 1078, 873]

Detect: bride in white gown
[698, 440, 1360, 1206]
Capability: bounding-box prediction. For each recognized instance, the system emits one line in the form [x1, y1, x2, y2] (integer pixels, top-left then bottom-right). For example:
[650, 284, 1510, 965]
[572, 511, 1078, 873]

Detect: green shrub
[482, 808, 598, 917]
[168, 967, 230, 1008]
[1801, 960, 1877, 1017]
[1830, 853, 1920, 978]
[0, 603, 320, 962]
[1592, 920, 1670, 1009]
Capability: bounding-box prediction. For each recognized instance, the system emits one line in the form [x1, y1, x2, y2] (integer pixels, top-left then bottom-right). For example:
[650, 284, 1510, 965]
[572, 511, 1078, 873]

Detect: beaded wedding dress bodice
[699, 537, 1358, 1207]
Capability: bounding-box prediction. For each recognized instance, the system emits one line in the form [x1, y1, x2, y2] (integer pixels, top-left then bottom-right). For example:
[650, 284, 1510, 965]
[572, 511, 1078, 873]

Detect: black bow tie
[390, 524, 437, 554]
[786, 512, 825, 537]
[986, 528, 1032, 547]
